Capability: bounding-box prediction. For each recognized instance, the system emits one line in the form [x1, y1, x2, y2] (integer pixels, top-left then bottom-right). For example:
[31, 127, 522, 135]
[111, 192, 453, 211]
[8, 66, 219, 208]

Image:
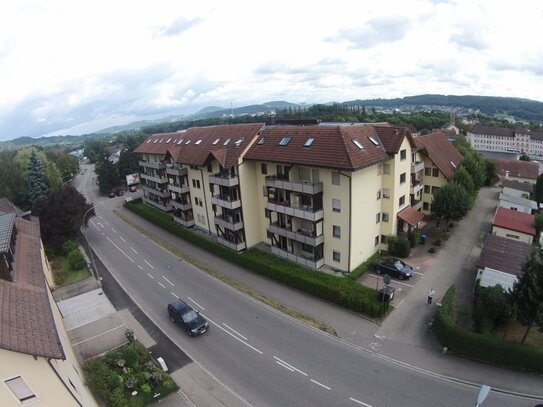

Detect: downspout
[47, 358, 83, 407]
[339, 171, 352, 272]
[200, 168, 212, 235]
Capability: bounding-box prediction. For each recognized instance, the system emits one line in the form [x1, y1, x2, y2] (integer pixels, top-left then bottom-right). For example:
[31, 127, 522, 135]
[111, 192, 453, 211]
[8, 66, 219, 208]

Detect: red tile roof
[415, 132, 463, 180]
[244, 124, 390, 171]
[493, 207, 536, 236]
[372, 125, 415, 154]
[477, 234, 531, 276]
[0, 198, 22, 216]
[469, 125, 514, 137]
[0, 217, 64, 359]
[490, 158, 539, 181]
[397, 206, 424, 226]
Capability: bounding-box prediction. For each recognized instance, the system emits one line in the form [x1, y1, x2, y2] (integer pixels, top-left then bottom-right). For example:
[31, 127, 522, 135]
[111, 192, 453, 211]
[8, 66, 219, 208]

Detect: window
[383, 164, 391, 174]
[223, 138, 231, 145]
[424, 185, 431, 194]
[195, 139, 202, 145]
[400, 149, 406, 160]
[261, 163, 267, 175]
[279, 137, 291, 146]
[192, 179, 201, 189]
[332, 172, 340, 185]
[432, 168, 439, 177]
[381, 235, 387, 244]
[207, 163, 212, 173]
[382, 188, 391, 199]
[505, 233, 520, 240]
[333, 250, 341, 262]
[382, 212, 389, 222]
[185, 139, 191, 144]
[399, 195, 405, 206]
[333, 225, 341, 238]
[352, 139, 364, 149]
[304, 138, 315, 147]
[4, 376, 37, 404]
[376, 189, 381, 200]
[368, 136, 380, 146]
[400, 172, 406, 184]
[262, 186, 268, 197]
[235, 138, 244, 146]
[257, 137, 266, 145]
[332, 198, 341, 213]
[423, 202, 430, 211]
[301, 243, 313, 253]
[375, 236, 380, 246]
[376, 213, 380, 223]
[425, 167, 432, 176]
[432, 186, 440, 194]
[212, 138, 220, 145]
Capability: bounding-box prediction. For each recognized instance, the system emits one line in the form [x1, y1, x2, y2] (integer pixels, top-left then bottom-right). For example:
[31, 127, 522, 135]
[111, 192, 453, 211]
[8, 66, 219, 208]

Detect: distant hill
[0, 132, 110, 150]
[189, 101, 299, 119]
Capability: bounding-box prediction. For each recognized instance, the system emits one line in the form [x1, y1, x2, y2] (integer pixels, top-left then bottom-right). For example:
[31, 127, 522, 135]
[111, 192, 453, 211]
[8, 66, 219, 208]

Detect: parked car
[108, 192, 115, 198]
[116, 189, 124, 196]
[129, 185, 137, 192]
[168, 299, 209, 337]
[373, 258, 414, 280]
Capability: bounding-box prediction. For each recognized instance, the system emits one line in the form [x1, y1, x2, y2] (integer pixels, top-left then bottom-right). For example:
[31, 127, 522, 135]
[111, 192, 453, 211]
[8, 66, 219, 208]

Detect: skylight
[172, 139, 177, 143]
[185, 139, 191, 144]
[451, 161, 457, 169]
[223, 138, 231, 145]
[177, 139, 184, 144]
[146, 139, 151, 143]
[212, 138, 220, 145]
[368, 136, 380, 146]
[279, 137, 292, 146]
[159, 138, 164, 143]
[235, 138, 244, 146]
[153, 139, 158, 143]
[195, 140, 202, 145]
[166, 138, 172, 143]
[304, 138, 315, 147]
[352, 139, 364, 149]
[257, 137, 266, 145]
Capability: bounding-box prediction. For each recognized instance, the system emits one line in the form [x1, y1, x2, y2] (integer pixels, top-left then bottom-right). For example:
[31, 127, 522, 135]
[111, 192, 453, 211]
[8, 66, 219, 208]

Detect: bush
[62, 239, 79, 256]
[387, 235, 410, 258]
[408, 229, 421, 248]
[67, 249, 86, 270]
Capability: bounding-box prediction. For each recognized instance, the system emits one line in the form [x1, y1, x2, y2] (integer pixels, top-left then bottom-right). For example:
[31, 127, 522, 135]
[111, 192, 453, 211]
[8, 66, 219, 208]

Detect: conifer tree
[27, 151, 49, 206]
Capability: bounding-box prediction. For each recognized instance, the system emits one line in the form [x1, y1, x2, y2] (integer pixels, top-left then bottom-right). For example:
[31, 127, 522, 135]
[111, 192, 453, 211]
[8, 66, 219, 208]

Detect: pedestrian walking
[427, 288, 435, 305]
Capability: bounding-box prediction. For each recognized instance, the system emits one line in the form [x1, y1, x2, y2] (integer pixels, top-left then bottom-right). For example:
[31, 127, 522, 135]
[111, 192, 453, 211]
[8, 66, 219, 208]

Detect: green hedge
[125, 199, 388, 318]
[433, 285, 543, 373]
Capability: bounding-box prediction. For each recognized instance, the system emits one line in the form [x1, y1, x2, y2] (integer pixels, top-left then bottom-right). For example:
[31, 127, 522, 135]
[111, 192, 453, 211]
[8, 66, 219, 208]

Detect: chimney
[505, 170, 509, 179]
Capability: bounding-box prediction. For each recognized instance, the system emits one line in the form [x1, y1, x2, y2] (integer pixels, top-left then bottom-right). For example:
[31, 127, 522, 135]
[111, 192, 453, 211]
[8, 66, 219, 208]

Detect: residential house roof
[414, 132, 463, 180]
[244, 124, 391, 171]
[372, 125, 416, 154]
[397, 206, 424, 226]
[468, 125, 514, 137]
[490, 158, 539, 181]
[0, 197, 23, 216]
[498, 193, 538, 211]
[0, 212, 16, 253]
[502, 179, 533, 194]
[0, 217, 64, 359]
[477, 234, 531, 277]
[493, 206, 536, 236]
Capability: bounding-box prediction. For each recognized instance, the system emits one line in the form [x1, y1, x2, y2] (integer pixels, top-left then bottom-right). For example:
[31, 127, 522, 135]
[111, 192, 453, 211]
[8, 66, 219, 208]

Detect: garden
[47, 239, 90, 286]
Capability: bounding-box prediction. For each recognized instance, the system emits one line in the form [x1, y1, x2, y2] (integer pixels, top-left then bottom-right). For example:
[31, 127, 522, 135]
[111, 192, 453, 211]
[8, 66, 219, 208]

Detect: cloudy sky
[1, 0, 543, 141]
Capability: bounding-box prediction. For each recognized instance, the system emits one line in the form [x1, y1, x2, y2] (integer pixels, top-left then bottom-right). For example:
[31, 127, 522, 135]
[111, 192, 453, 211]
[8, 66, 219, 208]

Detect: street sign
[383, 274, 391, 286]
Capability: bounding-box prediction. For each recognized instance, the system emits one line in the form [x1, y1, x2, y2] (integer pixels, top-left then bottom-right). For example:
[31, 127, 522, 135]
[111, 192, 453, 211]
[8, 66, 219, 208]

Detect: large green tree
[96, 154, 119, 194]
[473, 285, 512, 334]
[46, 150, 79, 182]
[452, 165, 475, 196]
[0, 149, 28, 209]
[534, 173, 543, 207]
[27, 151, 49, 207]
[431, 182, 472, 229]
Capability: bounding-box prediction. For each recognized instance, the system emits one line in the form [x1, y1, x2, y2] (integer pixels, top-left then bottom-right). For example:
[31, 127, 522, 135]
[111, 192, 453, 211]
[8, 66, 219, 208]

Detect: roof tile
[493, 206, 536, 236]
[415, 132, 463, 180]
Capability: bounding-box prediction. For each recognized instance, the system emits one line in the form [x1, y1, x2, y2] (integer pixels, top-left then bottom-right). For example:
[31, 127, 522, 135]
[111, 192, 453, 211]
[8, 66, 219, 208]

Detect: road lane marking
[349, 397, 372, 406]
[204, 316, 263, 355]
[414, 271, 424, 276]
[130, 247, 138, 254]
[188, 297, 205, 310]
[101, 232, 105, 236]
[310, 379, 331, 391]
[158, 282, 166, 288]
[276, 361, 294, 372]
[104, 221, 109, 226]
[137, 265, 143, 270]
[162, 275, 175, 286]
[144, 259, 154, 269]
[111, 228, 117, 233]
[371, 274, 414, 288]
[119, 236, 126, 243]
[223, 323, 247, 340]
[273, 356, 308, 376]
[147, 273, 154, 279]
[170, 292, 179, 299]
[106, 236, 134, 263]
[98, 215, 103, 219]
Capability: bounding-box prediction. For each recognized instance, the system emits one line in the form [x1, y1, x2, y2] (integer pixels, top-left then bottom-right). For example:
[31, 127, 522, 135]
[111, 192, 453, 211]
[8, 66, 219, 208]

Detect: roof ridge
[338, 126, 356, 170]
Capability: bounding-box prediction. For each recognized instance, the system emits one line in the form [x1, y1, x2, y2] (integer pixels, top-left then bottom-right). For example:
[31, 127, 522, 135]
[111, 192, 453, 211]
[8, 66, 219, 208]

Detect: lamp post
[82, 204, 101, 285]
[475, 385, 491, 407]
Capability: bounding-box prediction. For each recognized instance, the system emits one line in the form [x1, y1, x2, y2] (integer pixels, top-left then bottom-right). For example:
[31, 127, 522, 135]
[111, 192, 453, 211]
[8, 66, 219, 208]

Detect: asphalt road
[75, 166, 535, 407]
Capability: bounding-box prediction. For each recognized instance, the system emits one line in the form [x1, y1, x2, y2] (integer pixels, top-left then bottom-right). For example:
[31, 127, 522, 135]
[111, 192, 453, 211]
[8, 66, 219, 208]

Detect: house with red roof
[492, 206, 536, 244]
[490, 158, 539, 184]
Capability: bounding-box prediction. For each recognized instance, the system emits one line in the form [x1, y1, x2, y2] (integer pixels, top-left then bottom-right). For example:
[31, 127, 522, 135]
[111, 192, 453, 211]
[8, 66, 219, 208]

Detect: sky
[1, 0, 543, 141]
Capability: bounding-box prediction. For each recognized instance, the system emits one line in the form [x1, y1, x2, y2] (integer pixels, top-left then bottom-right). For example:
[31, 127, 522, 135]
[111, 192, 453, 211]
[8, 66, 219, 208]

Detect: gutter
[47, 358, 83, 407]
[339, 171, 352, 272]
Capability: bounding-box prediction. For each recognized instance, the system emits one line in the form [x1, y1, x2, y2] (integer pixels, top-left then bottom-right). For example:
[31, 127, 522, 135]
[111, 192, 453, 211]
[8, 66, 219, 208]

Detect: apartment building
[467, 124, 543, 155]
[0, 199, 97, 407]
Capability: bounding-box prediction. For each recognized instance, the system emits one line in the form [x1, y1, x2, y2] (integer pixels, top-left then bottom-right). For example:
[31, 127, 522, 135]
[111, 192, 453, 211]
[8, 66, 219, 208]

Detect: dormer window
[212, 138, 220, 145]
[451, 161, 457, 169]
[159, 138, 164, 143]
[153, 139, 158, 143]
[352, 139, 364, 149]
[146, 139, 151, 143]
[304, 138, 315, 147]
[279, 137, 291, 146]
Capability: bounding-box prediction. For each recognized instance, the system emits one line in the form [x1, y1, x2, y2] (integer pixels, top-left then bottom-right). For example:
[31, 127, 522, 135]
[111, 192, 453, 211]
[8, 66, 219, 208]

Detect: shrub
[53, 268, 67, 285]
[408, 229, 421, 248]
[67, 249, 86, 270]
[140, 383, 152, 394]
[388, 236, 410, 258]
[62, 239, 79, 256]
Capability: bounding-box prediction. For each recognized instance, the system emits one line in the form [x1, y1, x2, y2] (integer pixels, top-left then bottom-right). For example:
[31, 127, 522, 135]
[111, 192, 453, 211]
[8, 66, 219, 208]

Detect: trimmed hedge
[433, 285, 543, 373]
[125, 199, 388, 318]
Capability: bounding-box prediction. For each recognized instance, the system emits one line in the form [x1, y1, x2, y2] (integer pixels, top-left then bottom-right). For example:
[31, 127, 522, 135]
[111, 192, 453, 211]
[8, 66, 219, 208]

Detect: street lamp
[475, 384, 491, 407]
[82, 203, 102, 285]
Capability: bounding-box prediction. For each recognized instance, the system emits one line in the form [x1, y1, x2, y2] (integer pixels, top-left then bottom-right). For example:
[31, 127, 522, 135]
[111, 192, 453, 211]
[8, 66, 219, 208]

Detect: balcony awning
[397, 206, 424, 227]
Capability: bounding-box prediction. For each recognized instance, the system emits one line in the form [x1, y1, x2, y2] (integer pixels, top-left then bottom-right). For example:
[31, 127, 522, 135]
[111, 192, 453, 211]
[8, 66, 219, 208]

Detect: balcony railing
[143, 198, 172, 212]
[214, 215, 244, 231]
[411, 161, 424, 174]
[173, 216, 195, 228]
[410, 182, 424, 195]
[166, 167, 187, 176]
[139, 160, 166, 170]
[140, 172, 168, 184]
[270, 246, 324, 269]
[266, 201, 324, 221]
[143, 185, 170, 198]
[265, 176, 323, 195]
[216, 237, 246, 251]
[211, 195, 241, 209]
[209, 173, 239, 187]
[171, 200, 192, 211]
[168, 183, 190, 194]
[268, 223, 324, 246]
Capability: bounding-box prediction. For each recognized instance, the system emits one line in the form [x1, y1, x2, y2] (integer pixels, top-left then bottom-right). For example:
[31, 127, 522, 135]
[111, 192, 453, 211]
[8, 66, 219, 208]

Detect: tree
[431, 182, 472, 229]
[453, 165, 475, 195]
[32, 185, 94, 251]
[117, 149, 141, 180]
[96, 154, 120, 195]
[535, 213, 543, 237]
[484, 159, 497, 186]
[461, 153, 486, 189]
[473, 285, 512, 334]
[48, 151, 79, 182]
[0, 149, 28, 209]
[27, 151, 49, 207]
[510, 251, 543, 342]
[534, 173, 543, 207]
[519, 152, 531, 161]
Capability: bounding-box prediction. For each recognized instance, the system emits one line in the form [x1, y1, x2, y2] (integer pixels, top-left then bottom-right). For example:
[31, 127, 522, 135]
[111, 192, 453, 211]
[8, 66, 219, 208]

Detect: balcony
[166, 166, 187, 176]
[209, 173, 239, 187]
[266, 201, 324, 221]
[216, 237, 246, 251]
[143, 198, 172, 212]
[411, 161, 424, 174]
[143, 185, 170, 198]
[168, 183, 190, 194]
[214, 215, 244, 231]
[270, 246, 324, 269]
[141, 172, 168, 184]
[171, 200, 192, 211]
[411, 199, 423, 211]
[211, 195, 241, 210]
[410, 182, 424, 195]
[173, 216, 195, 228]
[268, 223, 324, 246]
[265, 176, 323, 195]
[139, 160, 166, 170]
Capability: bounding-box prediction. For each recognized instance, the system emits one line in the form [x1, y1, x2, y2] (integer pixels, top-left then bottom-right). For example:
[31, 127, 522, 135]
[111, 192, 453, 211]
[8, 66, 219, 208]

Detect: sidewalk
[113, 188, 543, 400]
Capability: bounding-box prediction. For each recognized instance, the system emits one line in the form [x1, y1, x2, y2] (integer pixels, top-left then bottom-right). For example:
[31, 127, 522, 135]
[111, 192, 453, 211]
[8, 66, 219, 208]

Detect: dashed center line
[146, 273, 154, 279]
[130, 247, 138, 254]
[170, 292, 179, 299]
[144, 259, 154, 269]
[106, 236, 134, 263]
[204, 316, 263, 355]
[187, 297, 205, 310]
[310, 379, 331, 391]
[137, 265, 143, 270]
[161, 275, 175, 286]
[119, 236, 126, 243]
[276, 361, 294, 372]
[349, 397, 372, 406]
[111, 228, 117, 233]
[272, 356, 308, 376]
[223, 323, 247, 340]
[158, 282, 166, 288]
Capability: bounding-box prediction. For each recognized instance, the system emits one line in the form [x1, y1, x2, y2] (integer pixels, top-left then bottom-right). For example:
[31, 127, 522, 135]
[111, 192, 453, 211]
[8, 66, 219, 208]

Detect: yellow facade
[492, 226, 534, 244]
[421, 157, 449, 215]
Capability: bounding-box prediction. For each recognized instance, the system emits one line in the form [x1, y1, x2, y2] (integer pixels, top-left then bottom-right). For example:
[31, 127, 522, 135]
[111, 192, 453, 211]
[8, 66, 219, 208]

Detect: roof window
[195, 140, 202, 145]
[352, 139, 364, 149]
[304, 138, 315, 147]
[153, 139, 158, 143]
[235, 138, 244, 146]
[177, 139, 184, 144]
[146, 139, 151, 143]
[212, 138, 220, 145]
[166, 138, 172, 143]
[185, 139, 191, 144]
[223, 138, 231, 145]
[368, 136, 380, 146]
[159, 138, 164, 143]
[279, 137, 292, 146]
[257, 137, 266, 145]
[172, 139, 177, 143]
[451, 161, 457, 169]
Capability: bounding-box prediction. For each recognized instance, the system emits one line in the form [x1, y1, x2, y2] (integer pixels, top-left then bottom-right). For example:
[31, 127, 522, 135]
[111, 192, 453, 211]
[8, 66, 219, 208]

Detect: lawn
[495, 320, 543, 348]
[49, 256, 90, 286]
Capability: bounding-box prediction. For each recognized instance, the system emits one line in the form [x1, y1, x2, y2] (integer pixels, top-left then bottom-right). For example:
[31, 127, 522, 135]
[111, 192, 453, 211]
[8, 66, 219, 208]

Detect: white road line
[104, 221, 109, 226]
[98, 215, 103, 219]
[413, 271, 424, 276]
[137, 265, 144, 270]
[72, 324, 126, 346]
[170, 292, 179, 299]
[349, 397, 372, 406]
[222, 323, 247, 340]
[144, 259, 154, 269]
[91, 220, 101, 232]
[146, 273, 154, 279]
[275, 361, 294, 372]
[162, 275, 175, 286]
[187, 297, 205, 310]
[371, 274, 414, 288]
[273, 356, 308, 376]
[310, 379, 331, 391]
[130, 247, 138, 254]
[119, 236, 126, 243]
[158, 282, 166, 288]
[106, 236, 134, 263]
[111, 228, 117, 233]
[204, 316, 263, 355]
[101, 232, 105, 236]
